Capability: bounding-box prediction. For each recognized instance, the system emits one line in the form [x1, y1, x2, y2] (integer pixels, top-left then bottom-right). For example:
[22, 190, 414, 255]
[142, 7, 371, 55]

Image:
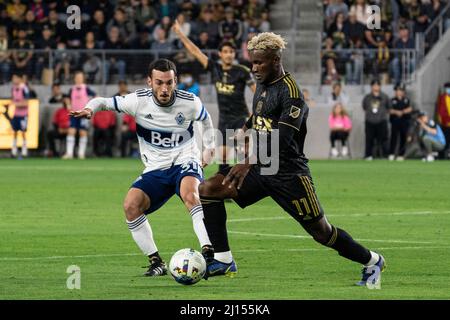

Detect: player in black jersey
[199, 32, 386, 287]
[172, 20, 256, 171]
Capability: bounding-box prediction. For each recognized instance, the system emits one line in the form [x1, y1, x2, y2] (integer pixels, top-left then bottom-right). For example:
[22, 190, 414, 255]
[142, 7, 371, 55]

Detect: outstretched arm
[172, 19, 208, 69]
[70, 93, 139, 119]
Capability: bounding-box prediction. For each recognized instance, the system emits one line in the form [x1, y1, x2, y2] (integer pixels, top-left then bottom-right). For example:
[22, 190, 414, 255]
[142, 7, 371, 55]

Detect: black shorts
[218, 116, 247, 146]
[219, 166, 324, 223]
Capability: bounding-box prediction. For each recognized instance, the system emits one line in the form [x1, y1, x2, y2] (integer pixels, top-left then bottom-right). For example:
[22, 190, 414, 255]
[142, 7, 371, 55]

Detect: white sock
[21, 139, 27, 156]
[214, 251, 233, 264]
[190, 204, 212, 248]
[364, 251, 380, 266]
[12, 138, 17, 156]
[78, 136, 88, 158]
[126, 215, 158, 256]
[66, 135, 75, 157]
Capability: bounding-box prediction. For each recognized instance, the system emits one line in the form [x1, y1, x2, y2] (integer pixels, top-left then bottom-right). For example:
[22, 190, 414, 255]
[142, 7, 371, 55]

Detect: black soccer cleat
[201, 245, 215, 264]
[144, 256, 167, 277]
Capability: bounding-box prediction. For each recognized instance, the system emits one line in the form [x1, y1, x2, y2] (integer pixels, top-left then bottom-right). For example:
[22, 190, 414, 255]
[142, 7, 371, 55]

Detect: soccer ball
[169, 248, 206, 285]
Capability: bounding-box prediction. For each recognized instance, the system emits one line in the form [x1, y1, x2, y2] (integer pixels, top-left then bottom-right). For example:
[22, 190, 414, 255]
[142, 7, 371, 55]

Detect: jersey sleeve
[192, 95, 210, 121]
[85, 92, 139, 116]
[278, 85, 308, 132]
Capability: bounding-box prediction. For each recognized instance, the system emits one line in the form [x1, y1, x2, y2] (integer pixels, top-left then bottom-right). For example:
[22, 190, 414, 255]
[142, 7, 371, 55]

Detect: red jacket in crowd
[52, 107, 70, 129]
[93, 111, 116, 130]
[123, 114, 136, 132]
[437, 92, 450, 128]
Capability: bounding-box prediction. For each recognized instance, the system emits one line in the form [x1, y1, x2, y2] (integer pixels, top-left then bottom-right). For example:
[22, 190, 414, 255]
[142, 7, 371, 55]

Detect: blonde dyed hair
[247, 32, 287, 52]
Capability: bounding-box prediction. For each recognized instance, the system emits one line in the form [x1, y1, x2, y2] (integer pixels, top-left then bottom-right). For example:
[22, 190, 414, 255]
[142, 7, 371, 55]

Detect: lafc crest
[289, 106, 301, 118]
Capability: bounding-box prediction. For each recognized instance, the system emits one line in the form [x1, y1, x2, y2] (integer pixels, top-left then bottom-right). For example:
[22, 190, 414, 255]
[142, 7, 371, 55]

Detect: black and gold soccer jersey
[246, 73, 310, 176]
[206, 59, 255, 120]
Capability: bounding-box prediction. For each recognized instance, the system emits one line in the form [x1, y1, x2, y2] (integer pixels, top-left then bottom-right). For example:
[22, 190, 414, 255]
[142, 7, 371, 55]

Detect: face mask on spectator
[446, 88, 450, 95]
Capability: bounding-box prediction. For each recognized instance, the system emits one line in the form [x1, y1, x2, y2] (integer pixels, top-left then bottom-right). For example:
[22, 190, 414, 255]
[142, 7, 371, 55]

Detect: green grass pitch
[1, 159, 449, 300]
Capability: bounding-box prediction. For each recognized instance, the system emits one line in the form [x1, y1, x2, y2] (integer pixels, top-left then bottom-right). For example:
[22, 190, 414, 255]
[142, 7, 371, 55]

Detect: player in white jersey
[71, 59, 216, 276]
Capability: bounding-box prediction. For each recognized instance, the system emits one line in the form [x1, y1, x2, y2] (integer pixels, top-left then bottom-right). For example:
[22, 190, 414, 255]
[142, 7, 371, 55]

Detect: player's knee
[123, 200, 142, 220]
[182, 191, 200, 208]
[199, 175, 229, 199]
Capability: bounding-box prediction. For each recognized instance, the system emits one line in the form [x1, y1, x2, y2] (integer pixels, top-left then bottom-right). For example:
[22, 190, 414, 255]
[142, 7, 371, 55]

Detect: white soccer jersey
[85, 88, 214, 172]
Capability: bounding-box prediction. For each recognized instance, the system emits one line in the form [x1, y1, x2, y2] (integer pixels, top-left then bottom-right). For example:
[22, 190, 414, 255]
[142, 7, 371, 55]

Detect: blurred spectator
[47, 9, 65, 43]
[34, 25, 56, 82]
[219, 6, 244, 47]
[7, 0, 27, 23]
[240, 27, 259, 63]
[21, 10, 40, 42]
[362, 79, 391, 160]
[92, 110, 116, 157]
[48, 82, 64, 103]
[345, 39, 364, 84]
[390, 24, 415, 85]
[242, 0, 265, 29]
[54, 41, 73, 84]
[343, 10, 366, 47]
[9, 73, 30, 158]
[325, 0, 349, 29]
[173, 13, 192, 48]
[302, 88, 317, 108]
[82, 32, 102, 84]
[178, 72, 200, 96]
[405, 111, 446, 162]
[197, 31, 215, 49]
[388, 84, 413, 161]
[130, 28, 153, 81]
[46, 95, 70, 157]
[106, 7, 136, 46]
[92, 0, 114, 21]
[63, 71, 96, 159]
[155, 0, 179, 20]
[178, 0, 200, 22]
[327, 12, 348, 49]
[0, 26, 11, 84]
[365, 17, 392, 81]
[258, 10, 271, 32]
[327, 82, 349, 108]
[11, 27, 34, 78]
[321, 37, 341, 84]
[349, 0, 370, 25]
[89, 10, 108, 48]
[153, 16, 175, 43]
[436, 82, 450, 159]
[413, 0, 432, 34]
[151, 28, 174, 58]
[135, 0, 158, 34]
[194, 8, 219, 47]
[329, 102, 352, 158]
[103, 26, 127, 83]
[30, 0, 49, 24]
[121, 113, 137, 158]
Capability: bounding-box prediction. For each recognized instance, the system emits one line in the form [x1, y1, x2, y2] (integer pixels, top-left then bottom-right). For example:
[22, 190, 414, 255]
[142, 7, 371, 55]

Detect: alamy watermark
[66, 265, 81, 290]
[366, 5, 381, 30]
[66, 5, 81, 30]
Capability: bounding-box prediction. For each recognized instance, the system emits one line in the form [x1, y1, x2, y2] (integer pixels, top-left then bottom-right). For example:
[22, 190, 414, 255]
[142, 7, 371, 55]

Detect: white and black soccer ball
[169, 248, 206, 285]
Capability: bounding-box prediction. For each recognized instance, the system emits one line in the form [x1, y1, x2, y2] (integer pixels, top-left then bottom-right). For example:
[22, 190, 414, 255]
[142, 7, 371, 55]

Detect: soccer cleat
[144, 257, 167, 277]
[201, 245, 215, 264]
[356, 254, 386, 287]
[62, 153, 73, 160]
[205, 259, 237, 279]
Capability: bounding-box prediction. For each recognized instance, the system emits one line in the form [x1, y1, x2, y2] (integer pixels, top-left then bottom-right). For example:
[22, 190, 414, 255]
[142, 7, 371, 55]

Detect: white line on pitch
[2, 246, 449, 262]
[227, 230, 434, 244]
[227, 210, 450, 223]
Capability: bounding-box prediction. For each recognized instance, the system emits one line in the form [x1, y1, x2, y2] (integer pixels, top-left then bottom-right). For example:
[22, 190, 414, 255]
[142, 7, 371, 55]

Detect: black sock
[327, 226, 371, 264]
[148, 252, 162, 263]
[201, 197, 230, 252]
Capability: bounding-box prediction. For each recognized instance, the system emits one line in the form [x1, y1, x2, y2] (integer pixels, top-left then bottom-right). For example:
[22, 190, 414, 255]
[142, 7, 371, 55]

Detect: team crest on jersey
[175, 112, 185, 125]
[256, 100, 264, 114]
[289, 106, 301, 118]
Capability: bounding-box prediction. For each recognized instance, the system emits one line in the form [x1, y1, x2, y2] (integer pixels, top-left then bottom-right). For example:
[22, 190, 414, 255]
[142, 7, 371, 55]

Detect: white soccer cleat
[342, 146, 348, 157]
[331, 148, 339, 158]
[396, 156, 404, 161]
[426, 155, 435, 162]
[388, 154, 395, 161]
[62, 153, 73, 160]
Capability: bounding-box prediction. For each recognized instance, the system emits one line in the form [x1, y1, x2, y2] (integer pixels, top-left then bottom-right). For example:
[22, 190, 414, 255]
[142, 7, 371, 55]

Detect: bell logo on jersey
[151, 131, 185, 148]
